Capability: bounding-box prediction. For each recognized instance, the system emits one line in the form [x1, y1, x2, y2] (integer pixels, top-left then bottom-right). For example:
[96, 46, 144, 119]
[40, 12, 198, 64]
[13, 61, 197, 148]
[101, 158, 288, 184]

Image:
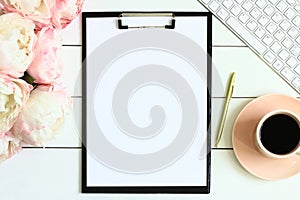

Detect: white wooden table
[1, 1, 299, 199]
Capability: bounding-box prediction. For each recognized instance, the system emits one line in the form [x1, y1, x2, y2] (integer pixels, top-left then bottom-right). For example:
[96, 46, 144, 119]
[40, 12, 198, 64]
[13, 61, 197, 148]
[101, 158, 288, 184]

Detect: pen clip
[227, 73, 235, 98]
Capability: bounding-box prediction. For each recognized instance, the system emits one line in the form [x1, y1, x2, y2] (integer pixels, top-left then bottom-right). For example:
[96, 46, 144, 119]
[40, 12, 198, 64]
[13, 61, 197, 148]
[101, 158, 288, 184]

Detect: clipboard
[82, 12, 212, 194]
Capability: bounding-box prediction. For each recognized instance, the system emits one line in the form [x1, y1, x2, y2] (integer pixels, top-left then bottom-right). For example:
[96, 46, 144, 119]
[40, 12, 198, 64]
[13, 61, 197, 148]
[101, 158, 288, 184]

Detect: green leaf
[21, 72, 35, 85]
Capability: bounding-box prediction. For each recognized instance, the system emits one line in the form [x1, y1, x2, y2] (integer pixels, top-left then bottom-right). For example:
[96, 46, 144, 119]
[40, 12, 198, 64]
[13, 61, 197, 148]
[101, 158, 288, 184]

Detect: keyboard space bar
[226, 17, 267, 55]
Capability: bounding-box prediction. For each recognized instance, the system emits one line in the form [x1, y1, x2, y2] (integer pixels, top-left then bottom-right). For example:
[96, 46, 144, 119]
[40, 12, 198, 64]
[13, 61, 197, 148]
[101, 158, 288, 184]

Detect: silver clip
[118, 13, 175, 29]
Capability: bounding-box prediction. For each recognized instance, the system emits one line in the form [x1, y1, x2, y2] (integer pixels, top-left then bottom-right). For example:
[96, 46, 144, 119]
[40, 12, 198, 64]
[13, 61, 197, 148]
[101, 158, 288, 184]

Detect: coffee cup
[255, 109, 300, 159]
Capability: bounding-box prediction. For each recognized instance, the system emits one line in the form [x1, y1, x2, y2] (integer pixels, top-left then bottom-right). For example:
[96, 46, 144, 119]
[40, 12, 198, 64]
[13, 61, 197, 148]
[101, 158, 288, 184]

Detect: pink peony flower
[0, 77, 33, 134]
[0, 0, 54, 29]
[27, 27, 62, 84]
[51, 0, 84, 29]
[0, 13, 36, 78]
[12, 84, 71, 146]
[0, 131, 21, 163]
[0, 0, 84, 29]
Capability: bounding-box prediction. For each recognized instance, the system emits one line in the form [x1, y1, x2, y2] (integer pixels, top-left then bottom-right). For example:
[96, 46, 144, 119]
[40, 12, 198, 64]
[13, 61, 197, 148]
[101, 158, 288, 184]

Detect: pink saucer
[232, 94, 300, 180]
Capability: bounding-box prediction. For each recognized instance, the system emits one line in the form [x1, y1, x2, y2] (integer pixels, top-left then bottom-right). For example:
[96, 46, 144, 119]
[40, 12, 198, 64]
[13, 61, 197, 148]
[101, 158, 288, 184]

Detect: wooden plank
[1, 149, 299, 199]
[61, 46, 82, 97]
[62, 0, 246, 47]
[62, 17, 82, 46]
[82, 0, 205, 12]
[211, 150, 300, 199]
[212, 17, 245, 46]
[0, 149, 82, 200]
[211, 98, 253, 148]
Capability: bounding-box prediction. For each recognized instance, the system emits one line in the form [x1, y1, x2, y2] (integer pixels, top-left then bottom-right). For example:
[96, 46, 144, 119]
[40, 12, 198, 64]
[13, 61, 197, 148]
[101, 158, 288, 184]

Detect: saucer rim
[232, 94, 300, 180]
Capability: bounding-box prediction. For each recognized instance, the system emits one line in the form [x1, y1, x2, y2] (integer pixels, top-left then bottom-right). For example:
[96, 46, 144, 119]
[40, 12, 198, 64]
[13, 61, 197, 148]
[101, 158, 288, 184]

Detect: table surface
[1, 0, 300, 199]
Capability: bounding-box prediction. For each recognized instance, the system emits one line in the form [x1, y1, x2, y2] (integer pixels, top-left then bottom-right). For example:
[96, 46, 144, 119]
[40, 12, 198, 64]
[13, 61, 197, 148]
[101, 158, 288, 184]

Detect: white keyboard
[198, 0, 300, 93]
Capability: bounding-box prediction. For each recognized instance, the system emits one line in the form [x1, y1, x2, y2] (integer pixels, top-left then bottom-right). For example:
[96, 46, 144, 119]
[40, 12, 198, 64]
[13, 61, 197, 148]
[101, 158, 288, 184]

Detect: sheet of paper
[83, 13, 210, 189]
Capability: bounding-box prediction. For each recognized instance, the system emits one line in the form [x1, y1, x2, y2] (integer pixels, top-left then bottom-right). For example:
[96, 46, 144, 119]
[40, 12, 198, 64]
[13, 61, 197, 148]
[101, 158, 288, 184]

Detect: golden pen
[215, 72, 235, 147]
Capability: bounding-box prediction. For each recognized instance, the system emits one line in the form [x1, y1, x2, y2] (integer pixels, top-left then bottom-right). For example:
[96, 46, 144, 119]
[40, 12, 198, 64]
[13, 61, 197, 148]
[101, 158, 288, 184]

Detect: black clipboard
[82, 12, 212, 194]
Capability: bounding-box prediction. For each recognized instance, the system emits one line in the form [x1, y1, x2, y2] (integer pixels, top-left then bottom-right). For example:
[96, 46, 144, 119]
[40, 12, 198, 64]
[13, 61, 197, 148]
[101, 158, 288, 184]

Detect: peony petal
[0, 13, 36, 78]
[12, 85, 71, 146]
[0, 77, 32, 133]
[0, 0, 84, 29]
[27, 26, 63, 84]
[0, 132, 22, 163]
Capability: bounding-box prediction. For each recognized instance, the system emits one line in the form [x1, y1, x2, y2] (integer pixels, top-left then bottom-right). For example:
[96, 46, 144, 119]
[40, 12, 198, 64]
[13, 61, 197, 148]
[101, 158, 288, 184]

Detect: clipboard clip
[118, 13, 175, 29]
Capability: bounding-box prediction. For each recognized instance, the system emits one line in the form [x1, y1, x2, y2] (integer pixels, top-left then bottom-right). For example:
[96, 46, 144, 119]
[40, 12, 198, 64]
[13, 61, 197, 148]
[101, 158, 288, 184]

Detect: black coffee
[260, 114, 300, 155]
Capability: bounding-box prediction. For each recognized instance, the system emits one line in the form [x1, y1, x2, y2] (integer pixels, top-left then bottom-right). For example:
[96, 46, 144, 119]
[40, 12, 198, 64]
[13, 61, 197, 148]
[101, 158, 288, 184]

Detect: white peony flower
[0, 77, 32, 134]
[0, 132, 21, 163]
[12, 85, 71, 146]
[0, 0, 84, 29]
[0, 0, 54, 27]
[0, 13, 36, 78]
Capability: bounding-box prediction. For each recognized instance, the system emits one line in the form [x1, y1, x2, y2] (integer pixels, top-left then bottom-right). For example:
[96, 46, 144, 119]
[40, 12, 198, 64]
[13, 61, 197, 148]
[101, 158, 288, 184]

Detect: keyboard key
[231, 5, 242, 16]
[226, 17, 267, 54]
[209, 1, 220, 11]
[258, 15, 269, 26]
[278, 49, 290, 60]
[274, 30, 285, 41]
[276, 1, 288, 12]
[262, 35, 273, 45]
[295, 64, 300, 75]
[239, 13, 250, 23]
[296, 36, 300, 44]
[250, 8, 261, 19]
[286, 0, 296, 5]
[287, 57, 297, 68]
[282, 37, 293, 48]
[217, 8, 229, 20]
[256, 0, 267, 8]
[284, 8, 296, 19]
[294, 4, 300, 12]
[271, 12, 283, 23]
[268, 0, 278, 4]
[266, 22, 277, 33]
[292, 77, 300, 89]
[288, 27, 299, 38]
[264, 5, 275, 16]
[292, 16, 300, 27]
[281, 67, 295, 81]
[242, 1, 253, 11]
[290, 45, 300, 56]
[279, 20, 291, 31]
[254, 27, 266, 38]
[246, 20, 258, 30]
[264, 51, 276, 63]
[273, 60, 284, 70]
[223, 0, 234, 9]
[270, 42, 282, 53]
